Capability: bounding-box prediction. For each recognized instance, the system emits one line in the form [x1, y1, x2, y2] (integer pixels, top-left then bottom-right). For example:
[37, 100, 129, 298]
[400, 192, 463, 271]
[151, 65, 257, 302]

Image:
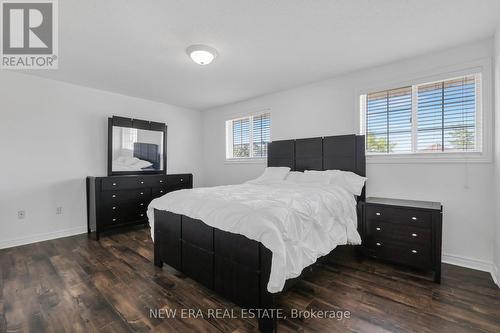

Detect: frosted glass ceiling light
[186, 45, 217, 65]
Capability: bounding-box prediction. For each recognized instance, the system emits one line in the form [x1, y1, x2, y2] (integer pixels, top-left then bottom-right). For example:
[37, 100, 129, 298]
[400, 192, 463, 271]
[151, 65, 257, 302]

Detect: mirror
[108, 117, 166, 175]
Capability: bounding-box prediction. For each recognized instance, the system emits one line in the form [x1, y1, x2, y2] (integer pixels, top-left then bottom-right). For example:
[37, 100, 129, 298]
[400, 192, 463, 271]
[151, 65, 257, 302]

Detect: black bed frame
[133, 142, 161, 170]
[153, 135, 366, 332]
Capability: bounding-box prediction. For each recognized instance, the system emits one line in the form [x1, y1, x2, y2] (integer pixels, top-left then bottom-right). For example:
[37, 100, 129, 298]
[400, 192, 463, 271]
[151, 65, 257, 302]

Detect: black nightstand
[360, 197, 443, 283]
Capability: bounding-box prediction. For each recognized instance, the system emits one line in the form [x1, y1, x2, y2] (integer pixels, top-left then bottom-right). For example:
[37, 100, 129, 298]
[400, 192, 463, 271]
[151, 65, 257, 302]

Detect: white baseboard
[442, 253, 493, 272]
[443, 253, 499, 287]
[0, 226, 87, 250]
[492, 264, 499, 287]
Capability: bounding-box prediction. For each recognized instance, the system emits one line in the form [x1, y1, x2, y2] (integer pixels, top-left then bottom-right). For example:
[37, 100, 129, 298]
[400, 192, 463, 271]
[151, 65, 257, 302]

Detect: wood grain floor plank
[0, 227, 498, 333]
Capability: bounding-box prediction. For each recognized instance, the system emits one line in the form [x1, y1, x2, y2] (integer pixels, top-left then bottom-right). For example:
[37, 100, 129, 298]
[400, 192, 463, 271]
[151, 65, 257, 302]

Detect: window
[360, 74, 481, 156]
[121, 127, 138, 150]
[226, 113, 271, 160]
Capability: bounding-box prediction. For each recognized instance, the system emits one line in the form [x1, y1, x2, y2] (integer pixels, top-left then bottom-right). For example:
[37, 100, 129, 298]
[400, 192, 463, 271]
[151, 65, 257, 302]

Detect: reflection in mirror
[112, 126, 164, 172]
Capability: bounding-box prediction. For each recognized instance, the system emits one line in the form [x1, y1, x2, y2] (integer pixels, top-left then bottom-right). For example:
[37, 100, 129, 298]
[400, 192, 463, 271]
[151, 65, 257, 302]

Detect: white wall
[0, 71, 203, 249]
[493, 25, 500, 285]
[202, 39, 497, 275]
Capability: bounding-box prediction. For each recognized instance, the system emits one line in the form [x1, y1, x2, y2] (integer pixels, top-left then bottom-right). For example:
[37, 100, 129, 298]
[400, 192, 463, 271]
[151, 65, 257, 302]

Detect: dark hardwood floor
[0, 227, 499, 333]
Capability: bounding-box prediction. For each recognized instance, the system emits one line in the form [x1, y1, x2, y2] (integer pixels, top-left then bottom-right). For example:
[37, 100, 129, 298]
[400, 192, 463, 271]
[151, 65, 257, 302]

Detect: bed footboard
[153, 210, 276, 332]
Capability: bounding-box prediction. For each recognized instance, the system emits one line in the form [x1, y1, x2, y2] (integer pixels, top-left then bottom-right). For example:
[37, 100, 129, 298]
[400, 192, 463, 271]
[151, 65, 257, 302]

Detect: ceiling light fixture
[186, 44, 217, 65]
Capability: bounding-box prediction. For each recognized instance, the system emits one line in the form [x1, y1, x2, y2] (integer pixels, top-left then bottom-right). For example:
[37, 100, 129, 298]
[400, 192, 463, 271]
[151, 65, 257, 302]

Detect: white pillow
[301, 170, 332, 184]
[132, 159, 153, 169]
[115, 156, 127, 164]
[285, 171, 303, 183]
[247, 167, 291, 184]
[326, 170, 367, 195]
[123, 157, 141, 166]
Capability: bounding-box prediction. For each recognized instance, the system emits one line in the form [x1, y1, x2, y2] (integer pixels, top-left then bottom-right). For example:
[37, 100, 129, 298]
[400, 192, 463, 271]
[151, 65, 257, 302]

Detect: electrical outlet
[18, 210, 26, 219]
[56, 207, 63, 215]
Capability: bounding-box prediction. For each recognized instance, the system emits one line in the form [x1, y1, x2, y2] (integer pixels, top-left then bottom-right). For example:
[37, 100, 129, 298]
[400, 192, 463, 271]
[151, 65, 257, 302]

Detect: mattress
[147, 182, 361, 293]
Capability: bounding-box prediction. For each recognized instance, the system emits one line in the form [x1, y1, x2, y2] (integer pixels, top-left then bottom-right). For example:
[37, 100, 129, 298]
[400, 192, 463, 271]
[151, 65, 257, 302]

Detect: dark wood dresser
[86, 173, 193, 239]
[360, 197, 443, 282]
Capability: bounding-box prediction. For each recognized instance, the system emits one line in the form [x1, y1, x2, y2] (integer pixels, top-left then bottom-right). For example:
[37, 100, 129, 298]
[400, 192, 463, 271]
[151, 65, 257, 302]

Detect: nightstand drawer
[366, 220, 431, 246]
[362, 197, 442, 282]
[365, 239, 432, 269]
[366, 205, 432, 228]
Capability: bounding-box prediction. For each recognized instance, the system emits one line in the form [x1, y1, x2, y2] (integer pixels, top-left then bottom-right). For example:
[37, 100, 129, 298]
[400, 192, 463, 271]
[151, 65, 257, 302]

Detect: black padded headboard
[295, 137, 323, 171]
[267, 140, 295, 170]
[323, 135, 365, 177]
[267, 134, 366, 197]
[133, 142, 161, 169]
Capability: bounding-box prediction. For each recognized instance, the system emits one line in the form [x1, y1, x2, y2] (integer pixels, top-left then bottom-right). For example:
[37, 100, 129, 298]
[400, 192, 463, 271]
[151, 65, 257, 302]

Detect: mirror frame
[107, 116, 167, 176]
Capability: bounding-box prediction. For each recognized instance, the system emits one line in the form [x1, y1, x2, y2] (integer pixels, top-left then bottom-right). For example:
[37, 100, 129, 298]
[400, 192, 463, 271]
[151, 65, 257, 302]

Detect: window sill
[224, 158, 267, 165]
[366, 152, 491, 164]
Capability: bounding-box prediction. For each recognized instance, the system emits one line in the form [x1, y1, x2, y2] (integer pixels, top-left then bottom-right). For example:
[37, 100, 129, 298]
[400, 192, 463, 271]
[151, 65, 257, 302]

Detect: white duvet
[147, 182, 361, 293]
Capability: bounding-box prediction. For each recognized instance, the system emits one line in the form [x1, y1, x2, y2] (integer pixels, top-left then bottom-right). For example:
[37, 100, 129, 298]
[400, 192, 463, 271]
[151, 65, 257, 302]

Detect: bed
[112, 142, 161, 171]
[148, 135, 366, 332]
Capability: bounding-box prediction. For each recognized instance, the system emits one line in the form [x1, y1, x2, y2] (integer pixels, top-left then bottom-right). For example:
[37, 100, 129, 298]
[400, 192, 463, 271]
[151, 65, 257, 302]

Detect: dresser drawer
[101, 177, 151, 191]
[365, 238, 432, 269]
[100, 209, 148, 226]
[88, 174, 193, 241]
[145, 175, 167, 188]
[167, 174, 191, 187]
[366, 220, 431, 247]
[366, 205, 432, 228]
[152, 186, 167, 198]
[101, 201, 149, 218]
[101, 188, 151, 204]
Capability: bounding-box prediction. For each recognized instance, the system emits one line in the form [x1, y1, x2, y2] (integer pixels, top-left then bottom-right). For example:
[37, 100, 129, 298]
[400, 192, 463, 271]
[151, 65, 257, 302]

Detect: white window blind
[226, 113, 271, 159]
[417, 75, 477, 152]
[361, 74, 481, 155]
[366, 86, 413, 153]
[252, 113, 271, 158]
[121, 127, 138, 150]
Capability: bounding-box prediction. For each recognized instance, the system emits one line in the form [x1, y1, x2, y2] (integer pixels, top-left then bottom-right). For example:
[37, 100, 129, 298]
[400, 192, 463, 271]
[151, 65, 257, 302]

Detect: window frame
[225, 111, 271, 162]
[357, 59, 492, 164]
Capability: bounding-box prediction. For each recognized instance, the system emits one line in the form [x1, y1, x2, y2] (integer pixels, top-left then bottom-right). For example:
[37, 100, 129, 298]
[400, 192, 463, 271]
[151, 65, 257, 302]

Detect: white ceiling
[26, 0, 500, 110]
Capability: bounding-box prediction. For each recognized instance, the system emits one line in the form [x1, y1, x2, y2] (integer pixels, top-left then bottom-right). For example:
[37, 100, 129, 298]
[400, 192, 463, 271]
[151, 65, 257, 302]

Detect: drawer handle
[112, 183, 117, 186]
[411, 217, 418, 221]
[375, 212, 381, 216]
[411, 250, 418, 254]
[412, 233, 418, 237]
[112, 195, 116, 198]
[376, 227, 381, 231]
[376, 242, 381, 246]
[112, 206, 116, 210]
